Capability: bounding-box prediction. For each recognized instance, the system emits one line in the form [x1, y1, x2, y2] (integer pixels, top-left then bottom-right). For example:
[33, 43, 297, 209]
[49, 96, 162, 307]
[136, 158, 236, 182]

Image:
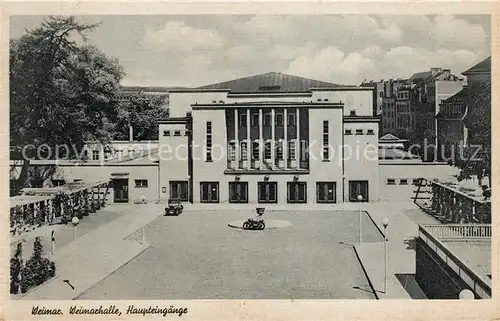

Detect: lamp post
[357, 194, 363, 244]
[382, 217, 389, 294]
[71, 216, 79, 286]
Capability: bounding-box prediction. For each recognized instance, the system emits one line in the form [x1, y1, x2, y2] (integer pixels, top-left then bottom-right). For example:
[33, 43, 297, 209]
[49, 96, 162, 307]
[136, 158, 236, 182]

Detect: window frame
[200, 181, 219, 203]
[399, 179, 409, 185]
[316, 182, 336, 203]
[169, 180, 189, 201]
[287, 182, 307, 204]
[134, 179, 148, 188]
[239, 113, 247, 127]
[288, 113, 296, 126]
[258, 181, 278, 203]
[92, 150, 100, 161]
[387, 179, 396, 185]
[228, 182, 249, 203]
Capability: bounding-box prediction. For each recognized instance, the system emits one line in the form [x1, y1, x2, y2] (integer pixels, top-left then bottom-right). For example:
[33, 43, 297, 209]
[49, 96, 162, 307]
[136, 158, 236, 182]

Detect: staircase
[413, 178, 453, 224]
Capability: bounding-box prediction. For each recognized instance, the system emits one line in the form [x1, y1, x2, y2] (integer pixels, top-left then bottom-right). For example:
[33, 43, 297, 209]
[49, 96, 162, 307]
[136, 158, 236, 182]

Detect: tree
[113, 93, 169, 141]
[451, 81, 491, 186]
[10, 16, 124, 193]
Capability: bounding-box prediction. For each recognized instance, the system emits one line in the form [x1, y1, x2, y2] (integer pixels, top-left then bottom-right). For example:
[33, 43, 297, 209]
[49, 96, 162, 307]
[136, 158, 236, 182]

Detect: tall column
[296, 107, 300, 169]
[259, 108, 263, 167]
[271, 108, 275, 167]
[234, 108, 239, 168]
[246, 109, 251, 170]
[284, 108, 288, 169]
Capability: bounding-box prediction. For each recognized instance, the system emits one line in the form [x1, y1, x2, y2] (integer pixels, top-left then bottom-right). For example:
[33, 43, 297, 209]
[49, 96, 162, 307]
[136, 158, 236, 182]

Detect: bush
[19, 237, 56, 294]
[10, 257, 21, 294]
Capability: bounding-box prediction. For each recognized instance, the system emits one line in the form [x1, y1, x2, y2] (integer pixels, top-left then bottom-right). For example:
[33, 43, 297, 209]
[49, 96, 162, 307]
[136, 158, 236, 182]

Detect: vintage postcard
[1, 1, 498, 320]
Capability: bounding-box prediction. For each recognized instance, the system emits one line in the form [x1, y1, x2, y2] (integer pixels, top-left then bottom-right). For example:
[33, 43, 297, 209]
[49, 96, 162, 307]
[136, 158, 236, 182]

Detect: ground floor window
[134, 179, 148, 188]
[169, 181, 189, 201]
[349, 180, 369, 202]
[229, 182, 248, 203]
[287, 182, 307, 203]
[316, 182, 336, 203]
[200, 181, 219, 203]
[258, 182, 278, 203]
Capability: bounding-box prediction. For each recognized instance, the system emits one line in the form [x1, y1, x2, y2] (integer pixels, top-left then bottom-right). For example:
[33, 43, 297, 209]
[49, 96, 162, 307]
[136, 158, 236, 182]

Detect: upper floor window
[276, 113, 284, 126]
[241, 141, 248, 161]
[276, 141, 284, 160]
[135, 179, 148, 188]
[288, 113, 296, 126]
[288, 141, 296, 160]
[367, 129, 375, 135]
[251, 113, 259, 127]
[264, 112, 272, 126]
[228, 142, 236, 161]
[206, 121, 212, 162]
[345, 129, 352, 135]
[239, 113, 247, 127]
[163, 130, 171, 136]
[173, 130, 182, 136]
[355, 129, 363, 135]
[92, 150, 100, 161]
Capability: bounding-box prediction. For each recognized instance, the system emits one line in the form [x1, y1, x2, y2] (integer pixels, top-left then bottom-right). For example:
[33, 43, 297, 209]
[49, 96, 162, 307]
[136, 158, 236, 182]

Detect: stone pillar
[259, 108, 263, 167]
[271, 108, 275, 167]
[234, 108, 239, 168]
[296, 107, 300, 168]
[284, 108, 288, 169]
[246, 109, 251, 170]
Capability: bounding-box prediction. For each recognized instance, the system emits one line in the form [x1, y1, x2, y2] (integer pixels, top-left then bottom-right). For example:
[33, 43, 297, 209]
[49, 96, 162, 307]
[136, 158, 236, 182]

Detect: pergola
[430, 180, 491, 224]
[11, 180, 110, 230]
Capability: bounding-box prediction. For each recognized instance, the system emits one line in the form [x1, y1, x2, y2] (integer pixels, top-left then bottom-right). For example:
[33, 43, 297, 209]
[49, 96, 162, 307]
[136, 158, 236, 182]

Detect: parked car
[164, 199, 184, 216]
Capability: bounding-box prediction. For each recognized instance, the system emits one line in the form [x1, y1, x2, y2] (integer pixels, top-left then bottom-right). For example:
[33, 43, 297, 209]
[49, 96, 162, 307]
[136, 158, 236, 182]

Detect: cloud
[142, 21, 225, 52]
[286, 47, 376, 84]
[430, 15, 488, 49]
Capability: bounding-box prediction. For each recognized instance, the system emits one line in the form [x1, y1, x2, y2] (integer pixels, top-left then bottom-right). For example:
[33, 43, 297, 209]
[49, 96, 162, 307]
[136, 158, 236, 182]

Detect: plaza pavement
[17, 204, 165, 300]
[80, 209, 382, 300]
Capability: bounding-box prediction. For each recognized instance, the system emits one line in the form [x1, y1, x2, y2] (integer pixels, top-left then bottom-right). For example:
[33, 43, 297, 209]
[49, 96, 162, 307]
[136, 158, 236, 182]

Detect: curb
[352, 245, 379, 300]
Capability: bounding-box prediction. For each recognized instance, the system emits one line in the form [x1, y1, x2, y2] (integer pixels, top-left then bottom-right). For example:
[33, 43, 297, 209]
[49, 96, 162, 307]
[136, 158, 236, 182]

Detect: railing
[419, 224, 491, 299]
[422, 224, 491, 240]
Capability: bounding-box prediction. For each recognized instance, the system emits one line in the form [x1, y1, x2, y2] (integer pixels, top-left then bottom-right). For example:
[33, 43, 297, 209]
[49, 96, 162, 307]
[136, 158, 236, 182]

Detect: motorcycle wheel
[260, 222, 265, 230]
[243, 221, 249, 230]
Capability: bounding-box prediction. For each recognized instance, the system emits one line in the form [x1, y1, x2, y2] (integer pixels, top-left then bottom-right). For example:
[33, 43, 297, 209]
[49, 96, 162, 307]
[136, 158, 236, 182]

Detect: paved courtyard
[80, 209, 383, 299]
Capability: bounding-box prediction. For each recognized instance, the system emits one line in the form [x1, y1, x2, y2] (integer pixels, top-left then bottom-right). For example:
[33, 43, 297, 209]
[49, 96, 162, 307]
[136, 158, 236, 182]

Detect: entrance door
[169, 181, 189, 201]
[113, 179, 129, 203]
[349, 180, 369, 202]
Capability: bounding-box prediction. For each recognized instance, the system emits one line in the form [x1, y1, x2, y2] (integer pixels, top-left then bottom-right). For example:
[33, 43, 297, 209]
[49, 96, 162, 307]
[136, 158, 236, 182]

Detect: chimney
[129, 125, 134, 142]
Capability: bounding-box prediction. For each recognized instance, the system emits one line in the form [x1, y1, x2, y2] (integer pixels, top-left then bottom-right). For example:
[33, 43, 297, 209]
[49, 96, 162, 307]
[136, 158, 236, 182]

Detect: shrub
[10, 257, 21, 294]
[19, 237, 56, 294]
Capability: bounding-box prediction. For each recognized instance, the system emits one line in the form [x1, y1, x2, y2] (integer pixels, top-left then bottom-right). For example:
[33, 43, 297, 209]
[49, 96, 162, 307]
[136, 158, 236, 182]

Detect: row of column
[232, 108, 301, 170]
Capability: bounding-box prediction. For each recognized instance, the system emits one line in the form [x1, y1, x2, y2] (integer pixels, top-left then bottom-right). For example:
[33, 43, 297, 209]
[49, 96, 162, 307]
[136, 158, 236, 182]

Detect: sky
[10, 15, 491, 87]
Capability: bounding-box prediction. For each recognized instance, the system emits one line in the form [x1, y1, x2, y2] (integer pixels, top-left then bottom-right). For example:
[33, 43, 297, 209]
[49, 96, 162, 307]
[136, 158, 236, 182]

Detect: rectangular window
[367, 129, 375, 135]
[345, 129, 352, 135]
[258, 182, 278, 203]
[228, 141, 236, 161]
[173, 130, 182, 136]
[288, 113, 296, 126]
[355, 129, 363, 135]
[252, 141, 260, 160]
[163, 130, 171, 136]
[288, 141, 296, 160]
[92, 150, 100, 161]
[264, 141, 272, 160]
[135, 179, 148, 188]
[252, 113, 259, 126]
[412, 178, 421, 185]
[316, 182, 336, 203]
[264, 112, 271, 126]
[241, 141, 248, 161]
[229, 182, 248, 203]
[349, 180, 369, 202]
[200, 182, 219, 203]
[276, 113, 284, 126]
[400, 179, 408, 185]
[287, 182, 307, 203]
[206, 121, 212, 161]
[169, 181, 189, 201]
[239, 113, 247, 127]
[387, 179, 396, 185]
[322, 120, 329, 161]
[276, 141, 284, 160]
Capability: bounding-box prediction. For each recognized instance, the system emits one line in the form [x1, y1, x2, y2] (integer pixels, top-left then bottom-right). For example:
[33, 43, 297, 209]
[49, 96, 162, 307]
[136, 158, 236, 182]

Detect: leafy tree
[113, 93, 169, 141]
[20, 237, 56, 293]
[451, 80, 491, 186]
[10, 16, 124, 193]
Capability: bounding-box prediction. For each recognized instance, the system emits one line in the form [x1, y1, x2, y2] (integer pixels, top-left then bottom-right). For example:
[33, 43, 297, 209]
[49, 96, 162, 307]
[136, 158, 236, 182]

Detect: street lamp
[357, 194, 363, 244]
[382, 217, 389, 294]
[71, 216, 79, 286]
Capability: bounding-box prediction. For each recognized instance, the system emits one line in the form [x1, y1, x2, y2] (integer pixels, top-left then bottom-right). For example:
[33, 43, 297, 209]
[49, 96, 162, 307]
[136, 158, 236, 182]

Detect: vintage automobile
[164, 198, 184, 216]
